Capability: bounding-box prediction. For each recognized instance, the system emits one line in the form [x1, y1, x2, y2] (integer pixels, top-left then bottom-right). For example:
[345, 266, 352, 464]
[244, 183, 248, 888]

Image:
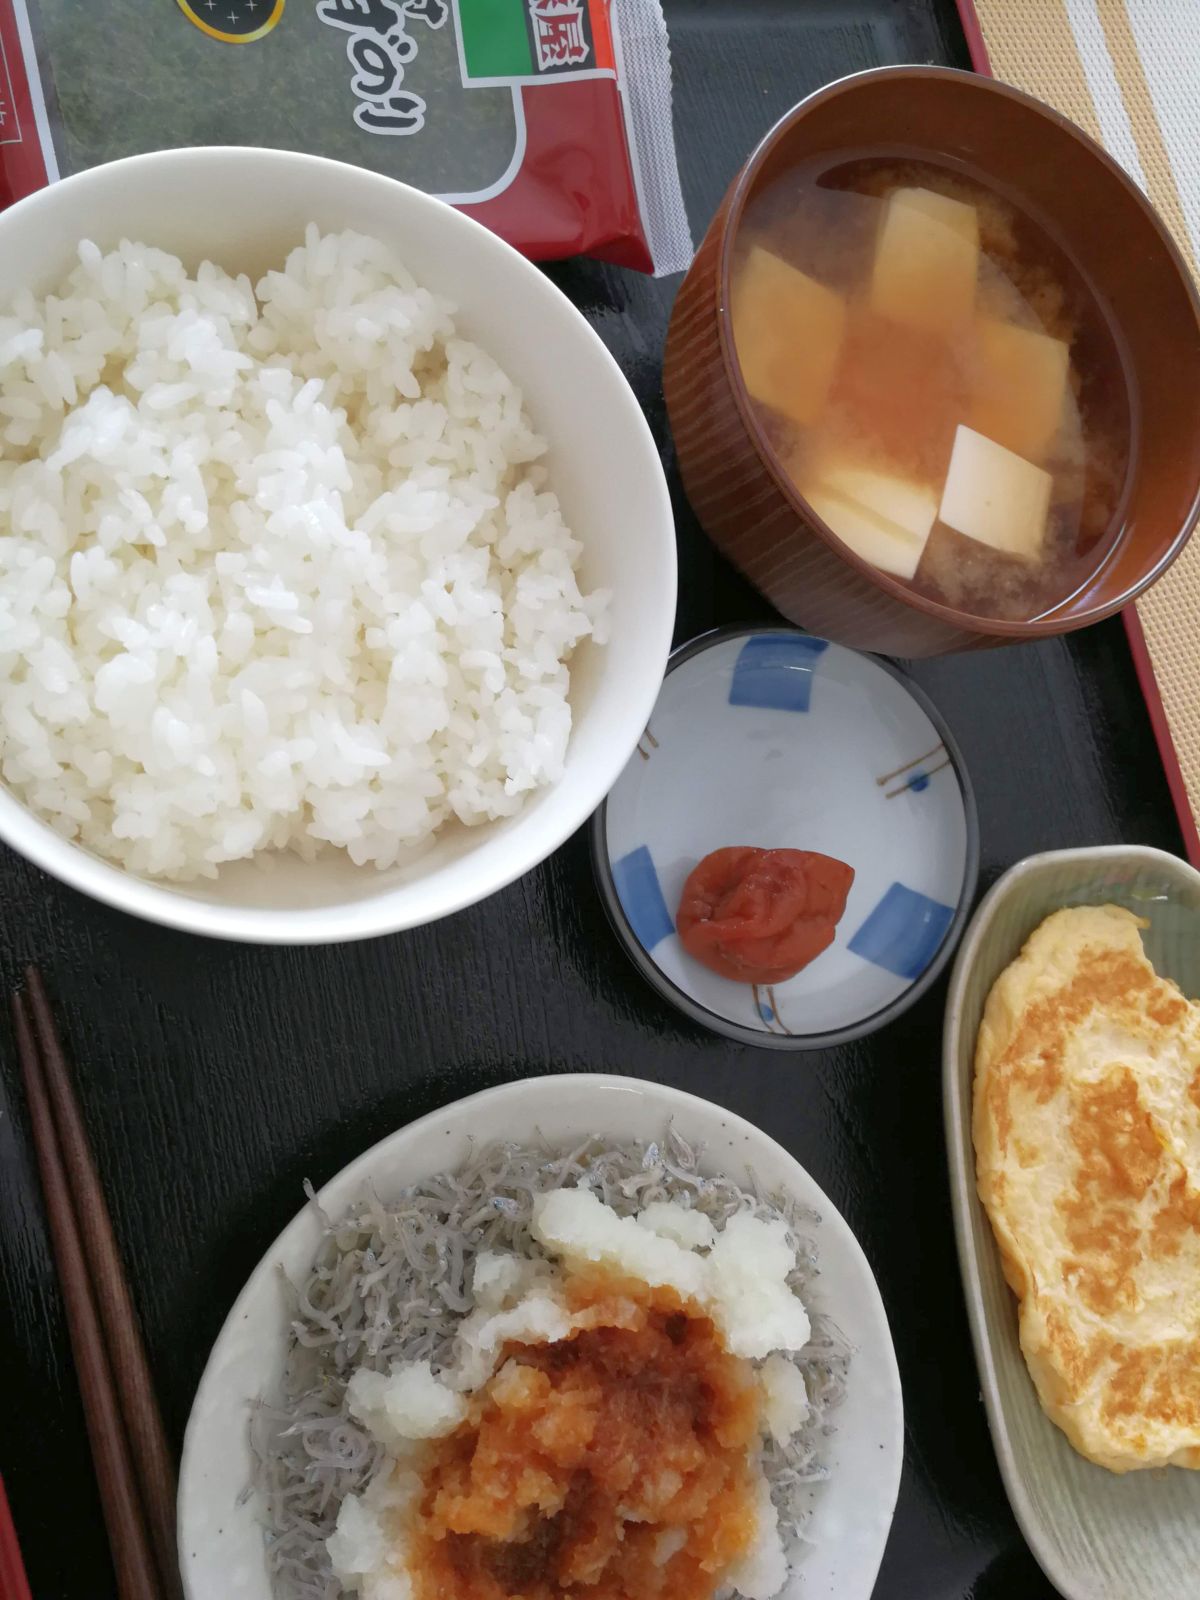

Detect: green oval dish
[944, 844, 1200, 1600]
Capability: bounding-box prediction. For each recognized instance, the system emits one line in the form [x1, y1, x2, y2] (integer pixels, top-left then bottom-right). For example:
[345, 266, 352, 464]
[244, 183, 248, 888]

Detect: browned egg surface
[975, 905, 1200, 1472]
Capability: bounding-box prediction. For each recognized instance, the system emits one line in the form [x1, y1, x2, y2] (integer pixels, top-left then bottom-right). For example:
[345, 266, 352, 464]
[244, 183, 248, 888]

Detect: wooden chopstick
[11, 989, 164, 1600]
[24, 968, 182, 1599]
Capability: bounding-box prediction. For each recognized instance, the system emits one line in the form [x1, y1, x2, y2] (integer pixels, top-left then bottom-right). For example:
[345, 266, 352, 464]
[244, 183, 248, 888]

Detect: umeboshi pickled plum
[676, 847, 854, 985]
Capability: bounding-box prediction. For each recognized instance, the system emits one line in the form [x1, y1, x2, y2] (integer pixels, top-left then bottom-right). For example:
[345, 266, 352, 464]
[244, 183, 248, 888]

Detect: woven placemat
[962, 0, 1200, 859]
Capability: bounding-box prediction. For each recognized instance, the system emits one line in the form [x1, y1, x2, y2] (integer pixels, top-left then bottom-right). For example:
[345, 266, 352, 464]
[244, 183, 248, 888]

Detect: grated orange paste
[408, 1273, 764, 1600]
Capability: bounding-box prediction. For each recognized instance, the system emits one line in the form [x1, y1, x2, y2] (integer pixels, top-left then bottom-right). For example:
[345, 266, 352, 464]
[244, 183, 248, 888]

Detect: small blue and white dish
[591, 626, 979, 1049]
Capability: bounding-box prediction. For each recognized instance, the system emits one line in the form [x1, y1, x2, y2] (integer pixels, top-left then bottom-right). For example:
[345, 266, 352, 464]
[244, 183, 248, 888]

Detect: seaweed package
[0, 0, 691, 273]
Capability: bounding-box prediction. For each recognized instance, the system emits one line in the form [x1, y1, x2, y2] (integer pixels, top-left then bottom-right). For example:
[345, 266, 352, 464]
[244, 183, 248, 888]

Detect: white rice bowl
[0, 225, 607, 882]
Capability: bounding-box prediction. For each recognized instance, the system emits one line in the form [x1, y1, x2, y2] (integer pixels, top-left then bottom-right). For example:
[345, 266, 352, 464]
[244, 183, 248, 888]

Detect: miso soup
[730, 156, 1133, 622]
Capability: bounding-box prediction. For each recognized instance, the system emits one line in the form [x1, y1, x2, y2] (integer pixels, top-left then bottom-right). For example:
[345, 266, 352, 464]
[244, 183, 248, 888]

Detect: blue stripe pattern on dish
[848, 881, 955, 980]
[611, 846, 675, 952]
[728, 634, 830, 712]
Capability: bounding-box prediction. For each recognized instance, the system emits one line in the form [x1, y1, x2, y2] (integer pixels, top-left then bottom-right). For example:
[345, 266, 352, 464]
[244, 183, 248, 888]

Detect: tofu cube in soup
[939, 424, 1053, 562]
[970, 318, 1070, 461]
[870, 187, 980, 337]
[732, 245, 846, 426]
[731, 154, 1130, 621]
[803, 461, 938, 580]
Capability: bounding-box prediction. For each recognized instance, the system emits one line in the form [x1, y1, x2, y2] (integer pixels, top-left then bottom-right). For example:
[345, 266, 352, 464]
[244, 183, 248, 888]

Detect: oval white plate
[179, 1074, 903, 1600]
[593, 627, 978, 1048]
[944, 845, 1200, 1599]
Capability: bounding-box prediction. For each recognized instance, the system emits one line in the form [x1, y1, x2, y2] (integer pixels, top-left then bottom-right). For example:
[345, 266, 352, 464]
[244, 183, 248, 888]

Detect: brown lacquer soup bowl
[664, 66, 1200, 656]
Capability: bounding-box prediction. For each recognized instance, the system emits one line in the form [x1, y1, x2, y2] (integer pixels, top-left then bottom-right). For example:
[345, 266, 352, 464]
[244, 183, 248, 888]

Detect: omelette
[974, 903, 1200, 1473]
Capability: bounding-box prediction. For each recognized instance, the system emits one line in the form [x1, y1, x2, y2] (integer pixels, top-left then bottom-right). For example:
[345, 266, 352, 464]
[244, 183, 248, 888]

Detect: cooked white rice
[0, 226, 606, 880]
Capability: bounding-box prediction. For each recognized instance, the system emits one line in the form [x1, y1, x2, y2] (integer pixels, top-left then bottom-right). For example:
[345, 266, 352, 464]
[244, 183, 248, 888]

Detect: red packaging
[0, 0, 691, 274]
